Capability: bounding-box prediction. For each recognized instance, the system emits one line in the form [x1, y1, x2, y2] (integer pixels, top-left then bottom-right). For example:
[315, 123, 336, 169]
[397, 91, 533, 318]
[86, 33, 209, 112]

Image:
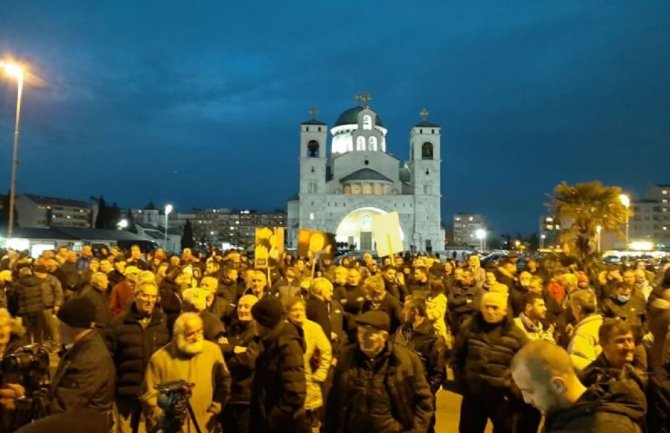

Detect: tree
[94, 196, 107, 229]
[549, 181, 631, 266]
[181, 219, 195, 249]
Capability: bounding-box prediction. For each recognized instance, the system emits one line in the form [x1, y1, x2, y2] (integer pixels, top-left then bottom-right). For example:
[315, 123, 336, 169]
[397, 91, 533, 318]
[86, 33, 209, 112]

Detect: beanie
[251, 297, 283, 328]
[57, 297, 96, 329]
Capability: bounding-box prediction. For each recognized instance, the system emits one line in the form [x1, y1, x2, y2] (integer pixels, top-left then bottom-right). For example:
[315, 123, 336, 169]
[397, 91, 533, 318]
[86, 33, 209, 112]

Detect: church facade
[287, 96, 444, 253]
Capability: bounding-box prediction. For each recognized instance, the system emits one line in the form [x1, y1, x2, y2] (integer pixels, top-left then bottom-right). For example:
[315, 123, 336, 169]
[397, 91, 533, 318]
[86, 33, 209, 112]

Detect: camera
[153, 381, 200, 433]
[2, 344, 50, 395]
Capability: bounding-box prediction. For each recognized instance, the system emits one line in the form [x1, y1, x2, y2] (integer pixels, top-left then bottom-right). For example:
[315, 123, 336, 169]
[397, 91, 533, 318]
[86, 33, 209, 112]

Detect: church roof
[414, 120, 440, 128]
[399, 166, 412, 183]
[334, 106, 385, 127]
[300, 118, 326, 125]
[340, 168, 393, 183]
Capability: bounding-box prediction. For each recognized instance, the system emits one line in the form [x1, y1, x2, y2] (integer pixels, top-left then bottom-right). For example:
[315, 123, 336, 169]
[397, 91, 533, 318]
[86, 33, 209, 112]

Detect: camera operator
[50, 297, 115, 416]
[0, 308, 28, 430]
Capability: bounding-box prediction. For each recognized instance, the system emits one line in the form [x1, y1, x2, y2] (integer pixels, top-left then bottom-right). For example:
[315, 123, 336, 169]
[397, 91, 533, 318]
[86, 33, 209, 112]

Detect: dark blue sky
[0, 1, 668, 236]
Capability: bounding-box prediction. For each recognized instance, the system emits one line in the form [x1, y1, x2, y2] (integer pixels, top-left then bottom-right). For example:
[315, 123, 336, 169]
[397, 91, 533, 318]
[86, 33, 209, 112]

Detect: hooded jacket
[544, 378, 646, 433]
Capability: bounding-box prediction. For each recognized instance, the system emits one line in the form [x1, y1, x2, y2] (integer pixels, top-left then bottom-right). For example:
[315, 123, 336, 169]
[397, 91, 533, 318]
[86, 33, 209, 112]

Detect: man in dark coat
[249, 297, 307, 433]
[325, 310, 434, 433]
[106, 281, 170, 433]
[511, 340, 647, 433]
[394, 297, 446, 433]
[51, 297, 115, 418]
[450, 291, 530, 433]
[79, 271, 112, 327]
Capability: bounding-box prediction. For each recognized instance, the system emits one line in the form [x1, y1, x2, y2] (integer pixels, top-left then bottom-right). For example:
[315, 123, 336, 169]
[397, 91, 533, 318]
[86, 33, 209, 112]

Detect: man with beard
[511, 341, 646, 433]
[514, 293, 555, 343]
[325, 310, 433, 433]
[142, 312, 230, 433]
[381, 265, 409, 302]
[331, 266, 348, 300]
[409, 266, 431, 298]
[362, 276, 403, 333]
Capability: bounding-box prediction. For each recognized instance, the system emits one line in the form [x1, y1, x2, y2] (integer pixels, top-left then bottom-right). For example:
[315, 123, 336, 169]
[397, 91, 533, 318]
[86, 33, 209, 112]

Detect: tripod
[149, 392, 203, 433]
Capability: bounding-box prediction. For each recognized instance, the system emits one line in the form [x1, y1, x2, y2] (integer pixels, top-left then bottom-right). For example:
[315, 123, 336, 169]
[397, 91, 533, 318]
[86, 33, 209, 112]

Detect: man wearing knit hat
[50, 296, 115, 417]
[325, 310, 434, 433]
[249, 297, 307, 433]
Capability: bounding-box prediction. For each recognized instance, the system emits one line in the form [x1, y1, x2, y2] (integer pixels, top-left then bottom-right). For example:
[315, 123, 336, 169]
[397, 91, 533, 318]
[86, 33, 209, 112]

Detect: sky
[0, 1, 668, 236]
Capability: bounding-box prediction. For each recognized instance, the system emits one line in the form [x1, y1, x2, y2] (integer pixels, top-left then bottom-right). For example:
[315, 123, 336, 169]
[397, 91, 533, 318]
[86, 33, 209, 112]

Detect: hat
[124, 266, 141, 275]
[182, 288, 209, 312]
[57, 297, 96, 328]
[251, 297, 283, 328]
[355, 311, 390, 332]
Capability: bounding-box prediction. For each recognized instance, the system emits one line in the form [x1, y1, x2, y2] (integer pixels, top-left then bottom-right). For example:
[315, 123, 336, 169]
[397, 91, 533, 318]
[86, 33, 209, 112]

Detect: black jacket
[106, 304, 170, 399]
[544, 379, 646, 433]
[16, 275, 45, 315]
[325, 342, 434, 433]
[647, 362, 670, 433]
[221, 320, 261, 404]
[450, 312, 528, 396]
[249, 321, 307, 433]
[80, 286, 112, 327]
[394, 320, 447, 394]
[49, 330, 115, 414]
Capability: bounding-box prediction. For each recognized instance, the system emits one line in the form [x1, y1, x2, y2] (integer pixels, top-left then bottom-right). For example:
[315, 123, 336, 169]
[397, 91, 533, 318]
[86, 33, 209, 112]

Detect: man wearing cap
[110, 265, 141, 316]
[249, 297, 307, 433]
[325, 310, 434, 433]
[50, 297, 115, 417]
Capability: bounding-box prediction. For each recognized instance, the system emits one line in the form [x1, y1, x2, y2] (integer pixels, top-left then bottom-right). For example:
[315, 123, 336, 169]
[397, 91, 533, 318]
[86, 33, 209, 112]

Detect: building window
[343, 185, 352, 194]
[352, 184, 362, 195]
[423, 184, 432, 194]
[421, 142, 433, 159]
[362, 115, 372, 130]
[374, 184, 383, 195]
[363, 183, 373, 195]
[308, 182, 318, 193]
[356, 136, 366, 151]
[307, 140, 319, 157]
[368, 136, 378, 151]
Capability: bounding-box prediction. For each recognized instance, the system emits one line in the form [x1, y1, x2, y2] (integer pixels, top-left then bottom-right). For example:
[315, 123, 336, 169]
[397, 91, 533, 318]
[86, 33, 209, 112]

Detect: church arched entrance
[335, 207, 404, 251]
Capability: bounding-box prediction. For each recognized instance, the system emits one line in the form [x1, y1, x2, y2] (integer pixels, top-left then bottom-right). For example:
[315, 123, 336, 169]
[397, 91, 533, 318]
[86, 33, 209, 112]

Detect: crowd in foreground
[0, 244, 668, 433]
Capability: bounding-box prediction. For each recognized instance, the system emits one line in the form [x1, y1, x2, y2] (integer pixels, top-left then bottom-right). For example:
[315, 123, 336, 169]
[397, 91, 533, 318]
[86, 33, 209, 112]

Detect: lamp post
[596, 225, 602, 253]
[540, 234, 546, 249]
[1, 61, 25, 239]
[117, 219, 128, 230]
[164, 204, 173, 246]
[475, 228, 486, 252]
[619, 194, 630, 250]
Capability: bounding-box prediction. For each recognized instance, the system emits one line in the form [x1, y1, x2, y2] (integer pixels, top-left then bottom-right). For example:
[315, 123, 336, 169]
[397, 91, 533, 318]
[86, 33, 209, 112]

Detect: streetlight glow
[164, 204, 173, 247]
[1, 62, 24, 80]
[117, 219, 128, 229]
[475, 228, 486, 251]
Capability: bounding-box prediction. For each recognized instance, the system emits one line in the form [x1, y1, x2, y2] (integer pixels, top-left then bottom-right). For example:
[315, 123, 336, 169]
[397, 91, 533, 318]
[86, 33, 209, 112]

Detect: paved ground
[435, 388, 493, 433]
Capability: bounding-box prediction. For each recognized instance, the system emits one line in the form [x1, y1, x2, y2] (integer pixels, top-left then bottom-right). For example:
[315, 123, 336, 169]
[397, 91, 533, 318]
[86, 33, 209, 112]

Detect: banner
[297, 228, 336, 261]
[372, 212, 404, 257]
[254, 227, 285, 269]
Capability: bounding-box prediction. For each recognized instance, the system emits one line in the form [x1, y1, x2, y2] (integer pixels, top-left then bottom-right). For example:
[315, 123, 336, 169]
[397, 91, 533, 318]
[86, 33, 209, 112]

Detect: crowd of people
[0, 244, 668, 433]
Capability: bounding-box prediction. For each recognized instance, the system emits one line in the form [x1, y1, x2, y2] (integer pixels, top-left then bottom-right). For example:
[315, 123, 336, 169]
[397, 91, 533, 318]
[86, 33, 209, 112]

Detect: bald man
[450, 291, 530, 433]
[511, 340, 646, 433]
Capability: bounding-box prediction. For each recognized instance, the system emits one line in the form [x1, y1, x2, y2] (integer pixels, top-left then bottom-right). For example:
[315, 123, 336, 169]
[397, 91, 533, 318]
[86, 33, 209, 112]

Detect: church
[287, 94, 444, 253]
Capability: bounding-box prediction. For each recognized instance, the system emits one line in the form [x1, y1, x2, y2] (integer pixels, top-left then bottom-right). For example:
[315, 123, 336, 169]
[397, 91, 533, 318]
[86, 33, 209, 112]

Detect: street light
[596, 225, 602, 253]
[540, 234, 546, 249]
[1, 61, 25, 239]
[117, 219, 128, 230]
[475, 228, 486, 252]
[164, 204, 173, 245]
[619, 194, 630, 249]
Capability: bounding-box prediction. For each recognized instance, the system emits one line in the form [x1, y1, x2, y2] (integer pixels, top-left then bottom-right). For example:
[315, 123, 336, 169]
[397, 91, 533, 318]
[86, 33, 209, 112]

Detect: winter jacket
[110, 280, 135, 316]
[106, 304, 170, 399]
[249, 321, 307, 433]
[426, 293, 448, 343]
[54, 261, 80, 292]
[544, 379, 646, 433]
[647, 362, 670, 433]
[17, 275, 44, 315]
[40, 274, 63, 309]
[513, 314, 556, 343]
[325, 342, 434, 433]
[221, 320, 259, 404]
[568, 313, 603, 371]
[301, 319, 332, 410]
[601, 293, 647, 338]
[142, 340, 230, 433]
[580, 351, 648, 391]
[648, 297, 670, 369]
[394, 319, 447, 393]
[450, 312, 529, 396]
[49, 330, 115, 414]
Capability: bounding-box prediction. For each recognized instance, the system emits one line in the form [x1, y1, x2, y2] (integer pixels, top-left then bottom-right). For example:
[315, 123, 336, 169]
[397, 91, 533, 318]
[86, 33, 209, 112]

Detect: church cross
[355, 92, 372, 108]
[420, 108, 429, 121]
[309, 106, 318, 119]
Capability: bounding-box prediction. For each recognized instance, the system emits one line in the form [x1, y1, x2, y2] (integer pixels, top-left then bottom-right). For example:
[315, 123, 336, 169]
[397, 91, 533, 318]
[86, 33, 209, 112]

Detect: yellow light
[619, 194, 630, 208]
[0, 61, 24, 80]
[629, 241, 653, 251]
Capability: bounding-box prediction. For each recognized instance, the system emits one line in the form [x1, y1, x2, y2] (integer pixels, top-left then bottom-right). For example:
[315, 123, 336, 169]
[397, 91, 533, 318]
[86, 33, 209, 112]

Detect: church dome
[334, 106, 385, 127]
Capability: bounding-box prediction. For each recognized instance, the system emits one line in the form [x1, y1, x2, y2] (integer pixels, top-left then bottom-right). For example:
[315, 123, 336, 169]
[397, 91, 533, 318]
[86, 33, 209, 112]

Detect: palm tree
[549, 181, 632, 266]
